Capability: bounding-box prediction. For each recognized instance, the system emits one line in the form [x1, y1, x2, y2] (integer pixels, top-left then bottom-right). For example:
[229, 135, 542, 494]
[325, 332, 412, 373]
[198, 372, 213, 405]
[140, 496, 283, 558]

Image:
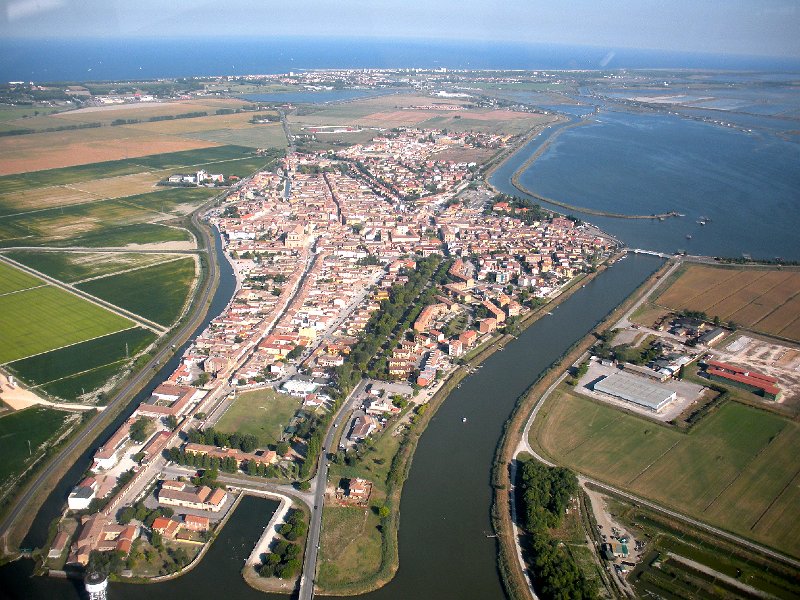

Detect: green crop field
[77, 257, 196, 326]
[215, 388, 302, 447]
[40, 362, 127, 402]
[0, 260, 43, 294]
[0, 186, 212, 248]
[8, 327, 156, 387]
[3, 251, 177, 283]
[532, 388, 800, 557]
[0, 406, 73, 491]
[65, 223, 191, 248]
[0, 283, 133, 364]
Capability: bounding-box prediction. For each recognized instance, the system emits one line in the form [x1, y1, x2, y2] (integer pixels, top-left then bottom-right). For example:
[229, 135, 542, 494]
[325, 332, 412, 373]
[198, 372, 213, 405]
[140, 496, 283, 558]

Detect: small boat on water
[686, 234, 692, 239]
[462, 417, 467, 423]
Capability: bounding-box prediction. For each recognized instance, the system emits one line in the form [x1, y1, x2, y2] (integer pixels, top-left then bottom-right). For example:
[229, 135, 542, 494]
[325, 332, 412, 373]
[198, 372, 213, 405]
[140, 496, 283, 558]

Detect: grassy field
[318, 415, 405, 591]
[0, 260, 43, 293]
[40, 362, 129, 402]
[0, 406, 73, 492]
[3, 251, 177, 283]
[0, 281, 133, 364]
[77, 257, 196, 326]
[654, 264, 800, 342]
[215, 388, 302, 447]
[289, 93, 551, 134]
[532, 387, 800, 558]
[7, 327, 156, 387]
[318, 506, 382, 590]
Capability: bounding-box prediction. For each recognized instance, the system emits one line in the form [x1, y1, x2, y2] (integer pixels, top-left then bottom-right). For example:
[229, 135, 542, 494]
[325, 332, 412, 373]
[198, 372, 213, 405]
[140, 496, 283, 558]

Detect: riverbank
[0, 199, 227, 554]
[316, 250, 626, 596]
[491, 256, 675, 600]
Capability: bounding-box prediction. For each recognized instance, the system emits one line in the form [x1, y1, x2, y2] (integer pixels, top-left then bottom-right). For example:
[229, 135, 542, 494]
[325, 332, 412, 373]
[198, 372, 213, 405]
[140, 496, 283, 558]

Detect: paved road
[0, 196, 224, 552]
[299, 379, 366, 600]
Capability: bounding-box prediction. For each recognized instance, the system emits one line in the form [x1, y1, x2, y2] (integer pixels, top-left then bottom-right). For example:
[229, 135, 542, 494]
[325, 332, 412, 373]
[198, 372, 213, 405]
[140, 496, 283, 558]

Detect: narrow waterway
[1, 254, 662, 599]
[20, 226, 238, 550]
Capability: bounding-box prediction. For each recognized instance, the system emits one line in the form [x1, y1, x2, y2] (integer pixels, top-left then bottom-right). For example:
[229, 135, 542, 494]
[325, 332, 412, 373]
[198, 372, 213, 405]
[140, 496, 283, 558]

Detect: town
[42, 125, 616, 580]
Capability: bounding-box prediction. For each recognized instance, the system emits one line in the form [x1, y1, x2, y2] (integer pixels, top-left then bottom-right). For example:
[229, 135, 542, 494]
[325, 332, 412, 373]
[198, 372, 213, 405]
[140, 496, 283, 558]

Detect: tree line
[517, 459, 596, 600]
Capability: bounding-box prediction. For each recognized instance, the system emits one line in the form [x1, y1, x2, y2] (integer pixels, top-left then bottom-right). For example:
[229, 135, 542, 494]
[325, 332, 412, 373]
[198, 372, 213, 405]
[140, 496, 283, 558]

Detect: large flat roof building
[594, 372, 677, 412]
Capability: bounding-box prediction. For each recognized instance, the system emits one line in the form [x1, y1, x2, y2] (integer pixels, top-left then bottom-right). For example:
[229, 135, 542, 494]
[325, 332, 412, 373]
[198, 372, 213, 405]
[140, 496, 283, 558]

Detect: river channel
[1, 253, 662, 599]
[19, 225, 238, 551]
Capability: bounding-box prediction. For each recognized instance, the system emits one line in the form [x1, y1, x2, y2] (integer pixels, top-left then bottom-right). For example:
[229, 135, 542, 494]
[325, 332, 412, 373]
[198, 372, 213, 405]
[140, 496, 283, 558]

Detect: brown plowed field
[656, 265, 800, 342]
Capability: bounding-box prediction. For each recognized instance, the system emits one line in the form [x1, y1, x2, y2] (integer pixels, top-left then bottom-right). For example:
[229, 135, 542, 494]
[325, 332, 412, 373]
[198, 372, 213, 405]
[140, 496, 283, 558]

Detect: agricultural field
[0, 270, 133, 364]
[77, 256, 197, 326]
[654, 264, 800, 342]
[3, 251, 177, 283]
[0, 126, 219, 175]
[0, 144, 257, 194]
[532, 387, 800, 558]
[0, 406, 76, 496]
[0, 260, 42, 293]
[215, 388, 302, 448]
[6, 327, 156, 397]
[186, 124, 289, 149]
[0, 187, 216, 248]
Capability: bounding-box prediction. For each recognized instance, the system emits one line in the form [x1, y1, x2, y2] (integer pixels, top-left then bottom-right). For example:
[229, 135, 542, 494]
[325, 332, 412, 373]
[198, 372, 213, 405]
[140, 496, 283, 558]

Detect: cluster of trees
[517, 459, 596, 599]
[118, 502, 174, 527]
[249, 113, 280, 123]
[486, 193, 551, 223]
[258, 539, 302, 579]
[612, 340, 662, 366]
[87, 549, 126, 577]
[279, 509, 307, 541]
[167, 447, 240, 475]
[147, 110, 207, 122]
[129, 416, 154, 443]
[0, 121, 102, 137]
[187, 427, 259, 453]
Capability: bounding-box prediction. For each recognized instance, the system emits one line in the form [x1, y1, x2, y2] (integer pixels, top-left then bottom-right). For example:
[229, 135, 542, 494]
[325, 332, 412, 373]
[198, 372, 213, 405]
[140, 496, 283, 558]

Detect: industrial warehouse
[593, 372, 677, 413]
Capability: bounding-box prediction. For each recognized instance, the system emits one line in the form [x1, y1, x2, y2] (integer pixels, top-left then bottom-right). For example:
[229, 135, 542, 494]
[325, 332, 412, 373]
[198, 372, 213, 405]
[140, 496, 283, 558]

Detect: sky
[2, 0, 800, 58]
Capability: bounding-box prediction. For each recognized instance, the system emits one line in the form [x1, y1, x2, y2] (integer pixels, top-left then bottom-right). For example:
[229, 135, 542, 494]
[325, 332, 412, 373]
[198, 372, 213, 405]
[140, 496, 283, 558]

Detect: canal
[1, 253, 662, 599]
[20, 225, 239, 550]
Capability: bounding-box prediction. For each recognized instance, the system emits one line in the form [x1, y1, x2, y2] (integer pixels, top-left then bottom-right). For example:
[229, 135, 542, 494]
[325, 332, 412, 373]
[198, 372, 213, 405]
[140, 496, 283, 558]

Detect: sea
[2, 36, 800, 82]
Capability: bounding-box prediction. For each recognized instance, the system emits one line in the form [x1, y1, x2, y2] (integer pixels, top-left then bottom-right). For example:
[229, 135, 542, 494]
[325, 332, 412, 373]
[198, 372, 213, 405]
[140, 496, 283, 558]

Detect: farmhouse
[705, 360, 781, 400]
[594, 372, 677, 412]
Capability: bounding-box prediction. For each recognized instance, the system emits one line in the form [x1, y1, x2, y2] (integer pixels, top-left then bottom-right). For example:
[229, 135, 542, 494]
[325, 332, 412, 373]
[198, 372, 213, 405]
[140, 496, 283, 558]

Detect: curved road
[0, 198, 224, 552]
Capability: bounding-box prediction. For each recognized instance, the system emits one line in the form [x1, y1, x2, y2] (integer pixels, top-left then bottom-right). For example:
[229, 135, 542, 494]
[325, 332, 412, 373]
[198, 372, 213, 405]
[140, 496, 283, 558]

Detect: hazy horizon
[2, 0, 799, 59]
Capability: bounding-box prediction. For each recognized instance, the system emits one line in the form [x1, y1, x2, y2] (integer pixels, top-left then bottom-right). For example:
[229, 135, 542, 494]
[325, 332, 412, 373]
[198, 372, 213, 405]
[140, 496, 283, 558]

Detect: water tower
[84, 571, 108, 600]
